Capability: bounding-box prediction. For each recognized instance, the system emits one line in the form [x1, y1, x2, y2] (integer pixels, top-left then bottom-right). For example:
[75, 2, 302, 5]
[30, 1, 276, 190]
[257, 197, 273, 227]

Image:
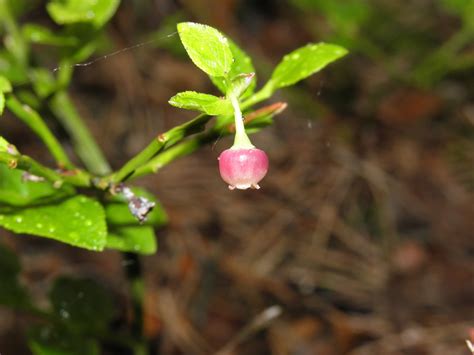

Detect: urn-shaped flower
[218, 148, 269, 190]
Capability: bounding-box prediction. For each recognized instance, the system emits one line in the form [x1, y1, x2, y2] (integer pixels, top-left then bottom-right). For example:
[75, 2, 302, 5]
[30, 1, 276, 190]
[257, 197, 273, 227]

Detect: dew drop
[59, 309, 70, 319]
[85, 220, 92, 226]
[36, 223, 43, 229]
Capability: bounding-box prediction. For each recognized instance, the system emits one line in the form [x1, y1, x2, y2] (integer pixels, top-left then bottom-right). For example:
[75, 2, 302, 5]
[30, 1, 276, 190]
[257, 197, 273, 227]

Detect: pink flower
[218, 148, 269, 190]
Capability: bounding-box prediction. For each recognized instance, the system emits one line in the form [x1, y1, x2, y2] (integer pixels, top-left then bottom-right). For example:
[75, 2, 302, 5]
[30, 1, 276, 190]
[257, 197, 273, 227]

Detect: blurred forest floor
[1, 0, 474, 354]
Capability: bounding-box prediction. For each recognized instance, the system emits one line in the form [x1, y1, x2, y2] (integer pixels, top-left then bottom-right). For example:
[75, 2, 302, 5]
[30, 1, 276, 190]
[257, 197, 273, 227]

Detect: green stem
[124, 101, 284, 181]
[130, 132, 217, 180]
[0, 0, 28, 66]
[241, 82, 274, 110]
[5, 95, 73, 168]
[108, 113, 211, 183]
[0, 152, 91, 187]
[107, 81, 278, 183]
[105, 80, 279, 184]
[229, 95, 254, 149]
[49, 91, 111, 175]
[125, 101, 289, 181]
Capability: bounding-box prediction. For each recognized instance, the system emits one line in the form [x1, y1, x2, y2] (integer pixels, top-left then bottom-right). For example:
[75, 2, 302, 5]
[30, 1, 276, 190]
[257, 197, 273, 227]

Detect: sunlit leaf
[210, 39, 256, 97]
[0, 76, 11, 114]
[46, 0, 120, 28]
[0, 195, 107, 251]
[177, 22, 233, 77]
[169, 91, 233, 115]
[268, 43, 348, 90]
[0, 75, 12, 93]
[0, 137, 18, 154]
[107, 226, 157, 254]
[22, 24, 78, 46]
[0, 164, 74, 206]
[0, 93, 4, 115]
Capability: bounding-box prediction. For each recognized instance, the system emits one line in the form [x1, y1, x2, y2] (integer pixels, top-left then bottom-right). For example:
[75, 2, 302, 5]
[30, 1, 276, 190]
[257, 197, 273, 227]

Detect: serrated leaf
[107, 226, 157, 254]
[46, 0, 120, 28]
[169, 91, 233, 115]
[177, 22, 233, 77]
[210, 39, 256, 97]
[22, 24, 78, 46]
[0, 195, 107, 251]
[0, 164, 74, 207]
[49, 277, 115, 331]
[28, 325, 100, 355]
[0, 243, 30, 308]
[268, 43, 348, 90]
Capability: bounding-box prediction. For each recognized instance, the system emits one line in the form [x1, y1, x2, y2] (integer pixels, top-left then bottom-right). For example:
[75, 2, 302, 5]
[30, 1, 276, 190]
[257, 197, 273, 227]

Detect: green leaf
[105, 187, 167, 227]
[0, 164, 74, 207]
[0, 137, 18, 154]
[22, 24, 78, 46]
[169, 91, 233, 115]
[0, 93, 4, 116]
[0, 243, 30, 309]
[28, 325, 100, 355]
[0, 50, 29, 84]
[107, 226, 157, 254]
[104, 187, 166, 254]
[228, 73, 255, 99]
[30, 68, 57, 98]
[268, 43, 348, 90]
[0, 195, 107, 251]
[291, 0, 371, 34]
[49, 277, 115, 331]
[210, 39, 256, 97]
[0, 74, 12, 113]
[46, 0, 120, 28]
[177, 22, 233, 77]
[0, 76, 12, 93]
